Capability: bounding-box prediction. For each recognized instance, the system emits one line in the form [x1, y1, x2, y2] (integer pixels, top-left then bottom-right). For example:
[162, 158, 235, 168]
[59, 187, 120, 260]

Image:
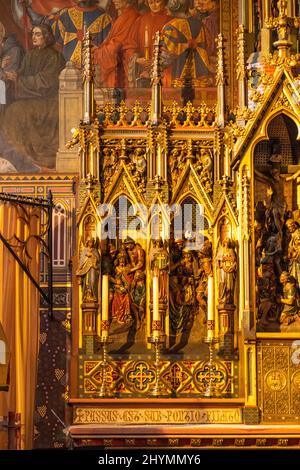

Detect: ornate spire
[150, 31, 163, 126]
[82, 30, 95, 124]
[265, 0, 300, 58]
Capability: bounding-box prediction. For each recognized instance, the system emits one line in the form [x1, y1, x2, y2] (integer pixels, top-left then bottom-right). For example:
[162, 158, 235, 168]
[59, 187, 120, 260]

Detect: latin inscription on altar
[73, 407, 242, 424]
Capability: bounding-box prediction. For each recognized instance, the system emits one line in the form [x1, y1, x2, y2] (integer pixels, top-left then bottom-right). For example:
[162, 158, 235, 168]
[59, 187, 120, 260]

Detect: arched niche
[53, 201, 67, 268]
[171, 195, 210, 245]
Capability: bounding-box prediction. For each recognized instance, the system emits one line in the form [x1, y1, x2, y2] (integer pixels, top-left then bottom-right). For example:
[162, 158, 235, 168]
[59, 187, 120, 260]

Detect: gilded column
[77, 31, 100, 184]
[241, 167, 251, 330]
[72, 31, 102, 354]
[241, 166, 258, 421]
[150, 31, 163, 127]
[82, 31, 95, 125]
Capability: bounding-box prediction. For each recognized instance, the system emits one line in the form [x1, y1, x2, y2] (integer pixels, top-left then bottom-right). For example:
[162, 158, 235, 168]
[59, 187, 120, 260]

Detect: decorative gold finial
[150, 31, 163, 125]
[82, 30, 95, 124]
[265, 0, 300, 58]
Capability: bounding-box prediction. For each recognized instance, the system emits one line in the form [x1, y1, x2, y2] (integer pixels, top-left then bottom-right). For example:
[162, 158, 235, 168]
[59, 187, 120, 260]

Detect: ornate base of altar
[68, 399, 300, 449]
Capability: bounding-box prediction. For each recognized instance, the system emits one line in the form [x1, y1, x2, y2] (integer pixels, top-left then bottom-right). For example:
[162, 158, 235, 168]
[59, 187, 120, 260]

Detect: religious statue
[195, 148, 213, 193]
[197, 237, 213, 322]
[255, 156, 286, 240]
[217, 237, 237, 307]
[130, 147, 147, 192]
[285, 218, 300, 288]
[131, 271, 146, 330]
[124, 238, 145, 281]
[169, 244, 200, 352]
[76, 237, 101, 301]
[256, 268, 278, 329]
[109, 238, 146, 335]
[149, 238, 169, 301]
[110, 253, 133, 326]
[279, 271, 300, 332]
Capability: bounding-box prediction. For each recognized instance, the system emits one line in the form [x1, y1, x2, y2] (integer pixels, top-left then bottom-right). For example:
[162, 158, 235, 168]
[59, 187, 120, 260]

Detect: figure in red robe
[94, 0, 139, 88]
[127, 0, 170, 87]
[31, 0, 73, 15]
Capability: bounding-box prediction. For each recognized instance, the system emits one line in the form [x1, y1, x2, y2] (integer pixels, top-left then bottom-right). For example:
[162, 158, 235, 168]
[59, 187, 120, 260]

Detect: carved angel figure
[217, 237, 237, 306]
[76, 237, 101, 301]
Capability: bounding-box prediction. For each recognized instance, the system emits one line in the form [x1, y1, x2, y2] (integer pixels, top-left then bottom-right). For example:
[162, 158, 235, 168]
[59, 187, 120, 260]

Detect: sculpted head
[286, 219, 297, 233]
[280, 271, 290, 284]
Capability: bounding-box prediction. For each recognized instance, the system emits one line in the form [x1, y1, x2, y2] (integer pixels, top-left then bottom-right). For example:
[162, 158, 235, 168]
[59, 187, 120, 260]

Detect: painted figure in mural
[29, 0, 74, 16]
[161, 0, 216, 87]
[28, 0, 112, 16]
[19, 0, 112, 62]
[94, 0, 139, 88]
[193, 0, 219, 56]
[0, 22, 24, 109]
[48, 0, 112, 68]
[76, 237, 101, 301]
[279, 271, 300, 332]
[0, 24, 65, 172]
[217, 237, 237, 307]
[286, 219, 300, 288]
[128, 0, 170, 87]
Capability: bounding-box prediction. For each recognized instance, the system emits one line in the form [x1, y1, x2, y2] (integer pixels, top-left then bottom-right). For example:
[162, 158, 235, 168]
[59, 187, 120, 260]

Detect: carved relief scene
[254, 115, 300, 333]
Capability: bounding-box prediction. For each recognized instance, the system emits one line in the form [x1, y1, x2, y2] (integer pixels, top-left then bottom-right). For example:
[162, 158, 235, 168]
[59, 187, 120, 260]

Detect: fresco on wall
[0, 0, 219, 173]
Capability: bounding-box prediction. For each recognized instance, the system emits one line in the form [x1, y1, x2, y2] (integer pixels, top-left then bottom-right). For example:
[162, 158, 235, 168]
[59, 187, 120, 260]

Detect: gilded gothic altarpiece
[1, 0, 300, 450]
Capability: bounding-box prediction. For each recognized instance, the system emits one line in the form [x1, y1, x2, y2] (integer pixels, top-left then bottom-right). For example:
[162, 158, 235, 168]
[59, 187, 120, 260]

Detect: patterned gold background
[257, 339, 300, 422]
